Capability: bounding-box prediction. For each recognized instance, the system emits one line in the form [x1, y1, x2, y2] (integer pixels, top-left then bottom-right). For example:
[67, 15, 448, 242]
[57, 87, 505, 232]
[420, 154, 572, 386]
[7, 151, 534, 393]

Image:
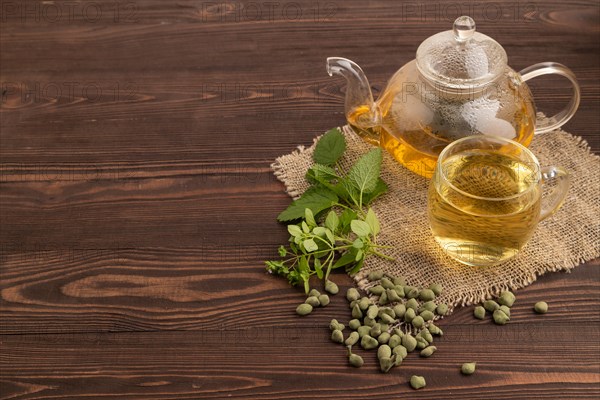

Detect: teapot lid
[416, 16, 507, 89]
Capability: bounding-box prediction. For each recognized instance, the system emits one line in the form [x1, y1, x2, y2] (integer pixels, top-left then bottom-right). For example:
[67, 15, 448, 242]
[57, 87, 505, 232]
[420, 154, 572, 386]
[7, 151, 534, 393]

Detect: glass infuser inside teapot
[327, 16, 580, 178]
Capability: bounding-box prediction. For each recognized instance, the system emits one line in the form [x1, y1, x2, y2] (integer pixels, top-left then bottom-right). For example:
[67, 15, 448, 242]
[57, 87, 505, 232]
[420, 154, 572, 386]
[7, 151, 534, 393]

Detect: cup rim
[436, 134, 542, 202]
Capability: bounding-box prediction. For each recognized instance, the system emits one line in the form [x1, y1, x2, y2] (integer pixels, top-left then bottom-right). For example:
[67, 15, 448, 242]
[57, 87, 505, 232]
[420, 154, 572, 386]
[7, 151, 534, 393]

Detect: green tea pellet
[369, 323, 382, 338]
[406, 287, 420, 299]
[404, 308, 416, 323]
[498, 291, 516, 307]
[416, 336, 429, 349]
[393, 276, 406, 286]
[346, 288, 360, 302]
[420, 301, 437, 313]
[393, 344, 408, 360]
[324, 280, 339, 295]
[387, 288, 402, 302]
[349, 353, 364, 368]
[405, 298, 419, 310]
[474, 306, 486, 319]
[428, 323, 443, 336]
[381, 277, 395, 289]
[358, 297, 370, 311]
[308, 289, 321, 297]
[305, 296, 320, 307]
[534, 301, 548, 314]
[393, 285, 405, 297]
[493, 309, 510, 325]
[378, 331, 391, 344]
[393, 304, 406, 318]
[329, 319, 344, 331]
[368, 270, 384, 281]
[380, 313, 395, 324]
[388, 334, 402, 348]
[420, 328, 433, 344]
[420, 310, 435, 321]
[352, 304, 363, 319]
[363, 317, 376, 327]
[402, 333, 417, 352]
[368, 285, 385, 296]
[461, 362, 476, 375]
[377, 344, 392, 360]
[412, 316, 425, 329]
[484, 300, 500, 312]
[331, 329, 344, 343]
[410, 375, 426, 390]
[296, 303, 313, 316]
[317, 294, 330, 306]
[357, 326, 371, 338]
[378, 290, 388, 305]
[429, 283, 443, 296]
[420, 345, 437, 357]
[419, 289, 436, 301]
[361, 334, 379, 350]
[348, 319, 361, 330]
[367, 305, 379, 319]
[436, 303, 449, 316]
[378, 307, 395, 318]
[345, 331, 359, 346]
[379, 356, 395, 373]
[499, 305, 510, 317]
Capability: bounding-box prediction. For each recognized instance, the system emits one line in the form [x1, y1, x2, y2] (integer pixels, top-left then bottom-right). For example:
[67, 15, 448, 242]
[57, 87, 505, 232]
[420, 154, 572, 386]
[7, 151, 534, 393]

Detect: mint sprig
[267, 128, 392, 293]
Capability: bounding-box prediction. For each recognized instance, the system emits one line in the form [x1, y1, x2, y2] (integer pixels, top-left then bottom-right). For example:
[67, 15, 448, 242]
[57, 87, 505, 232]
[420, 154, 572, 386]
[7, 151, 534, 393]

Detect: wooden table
[1, 1, 598, 398]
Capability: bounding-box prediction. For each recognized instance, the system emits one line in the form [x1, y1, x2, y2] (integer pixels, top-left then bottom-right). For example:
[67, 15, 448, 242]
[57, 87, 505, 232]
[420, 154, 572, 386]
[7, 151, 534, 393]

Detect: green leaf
[355, 249, 364, 262]
[302, 221, 310, 233]
[304, 208, 316, 227]
[365, 208, 380, 236]
[312, 226, 327, 237]
[303, 239, 318, 252]
[325, 229, 335, 244]
[325, 210, 339, 232]
[314, 258, 323, 279]
[339, 209, 358, 234]
[287, 225, 302, 237]
[351, 220, 371, 237]
[306, 164, 338, 185]
[347, 257, 364, 275]
[278, 245, 287, 257]
[352, 238, 364, 249]
[332, 251, 356, 269]
[313, 128, 346, 165]
[277, 186, 339, 222]
[347, 148, 383, 195]
[341, 179, 360, 206]
[362, 178, 388, 205]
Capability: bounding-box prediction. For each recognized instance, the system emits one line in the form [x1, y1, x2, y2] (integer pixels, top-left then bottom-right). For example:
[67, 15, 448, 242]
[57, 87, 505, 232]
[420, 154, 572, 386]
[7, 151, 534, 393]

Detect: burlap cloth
[271, 116, 600, 311]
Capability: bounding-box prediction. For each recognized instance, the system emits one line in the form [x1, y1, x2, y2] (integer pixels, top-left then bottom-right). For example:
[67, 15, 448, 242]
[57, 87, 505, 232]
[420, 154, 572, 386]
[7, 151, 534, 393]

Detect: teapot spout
[326, 57, 381, 131]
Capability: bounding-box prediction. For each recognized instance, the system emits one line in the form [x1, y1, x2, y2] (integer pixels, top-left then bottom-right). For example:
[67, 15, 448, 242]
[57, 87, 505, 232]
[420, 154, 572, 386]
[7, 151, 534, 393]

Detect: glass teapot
[326, 16, 580, 178]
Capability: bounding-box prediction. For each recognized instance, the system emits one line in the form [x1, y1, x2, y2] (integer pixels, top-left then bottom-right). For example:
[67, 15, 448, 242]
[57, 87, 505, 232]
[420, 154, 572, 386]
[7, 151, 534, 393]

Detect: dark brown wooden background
[1, 1, 599, 399]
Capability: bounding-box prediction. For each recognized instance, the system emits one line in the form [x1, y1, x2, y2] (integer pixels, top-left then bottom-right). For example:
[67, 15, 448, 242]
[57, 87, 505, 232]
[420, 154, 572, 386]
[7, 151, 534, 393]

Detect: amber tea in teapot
[329, 16, 580, 178]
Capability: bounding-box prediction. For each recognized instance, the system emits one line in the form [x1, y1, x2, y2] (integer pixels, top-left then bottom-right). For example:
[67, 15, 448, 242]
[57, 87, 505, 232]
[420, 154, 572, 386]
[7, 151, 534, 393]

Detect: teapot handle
[520, 62, 580, 135]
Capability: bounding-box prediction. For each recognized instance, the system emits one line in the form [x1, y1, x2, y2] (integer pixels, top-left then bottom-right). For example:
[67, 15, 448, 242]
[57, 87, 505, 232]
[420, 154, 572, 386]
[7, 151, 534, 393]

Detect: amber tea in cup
[428, 135, 569, 267]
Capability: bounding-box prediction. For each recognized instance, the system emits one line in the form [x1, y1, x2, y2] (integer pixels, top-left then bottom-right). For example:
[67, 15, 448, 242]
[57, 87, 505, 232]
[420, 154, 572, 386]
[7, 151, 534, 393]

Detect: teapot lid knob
[453, 16, 476, 42]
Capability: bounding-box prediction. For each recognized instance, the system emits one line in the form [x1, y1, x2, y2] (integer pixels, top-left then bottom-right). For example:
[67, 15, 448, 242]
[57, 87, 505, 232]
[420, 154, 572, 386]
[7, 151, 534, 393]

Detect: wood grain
[1, 0, 599, 398]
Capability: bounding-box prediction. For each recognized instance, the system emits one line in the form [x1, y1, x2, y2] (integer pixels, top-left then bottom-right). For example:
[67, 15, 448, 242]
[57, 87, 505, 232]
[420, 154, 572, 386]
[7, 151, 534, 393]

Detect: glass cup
[427, 135, 570, 267]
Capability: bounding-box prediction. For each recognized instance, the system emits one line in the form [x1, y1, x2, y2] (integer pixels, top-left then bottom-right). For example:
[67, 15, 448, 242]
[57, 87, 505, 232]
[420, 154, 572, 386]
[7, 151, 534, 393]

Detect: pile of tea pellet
[329, 270, 448, 376]
[295, 270, 550, 390]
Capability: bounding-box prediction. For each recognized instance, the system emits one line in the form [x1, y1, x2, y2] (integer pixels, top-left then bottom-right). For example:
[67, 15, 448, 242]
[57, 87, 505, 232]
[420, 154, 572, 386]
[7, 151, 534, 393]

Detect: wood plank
[1, 245, 598, 333]
[1, 322, 598, 400]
